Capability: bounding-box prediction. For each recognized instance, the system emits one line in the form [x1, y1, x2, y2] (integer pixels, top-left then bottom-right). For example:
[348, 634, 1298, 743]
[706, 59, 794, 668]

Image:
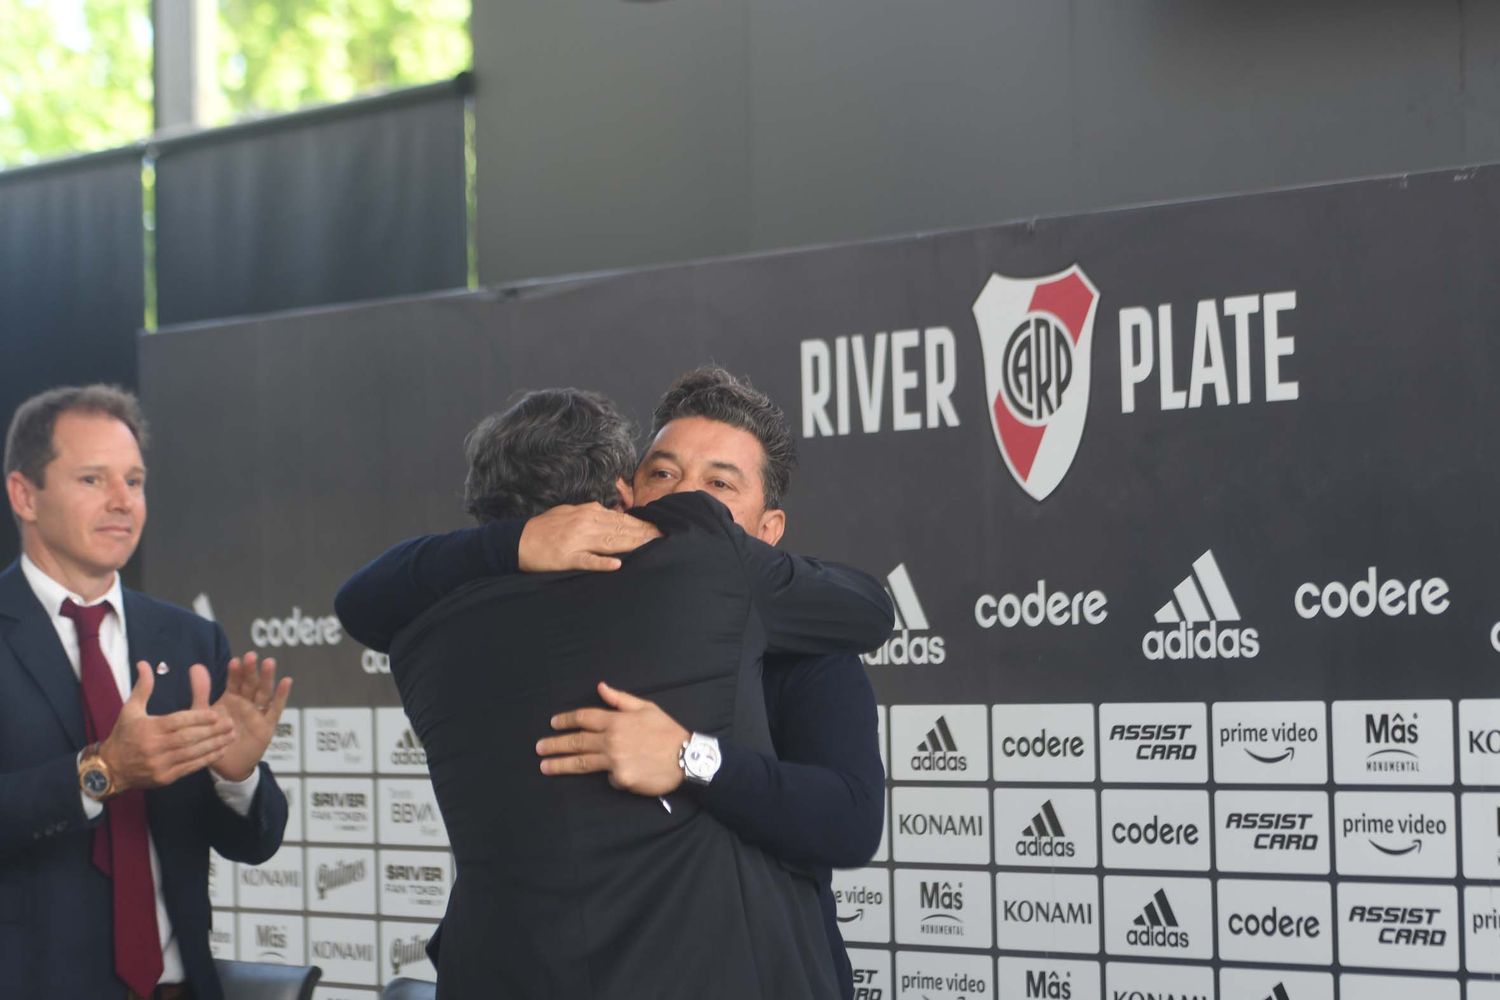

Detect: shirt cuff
[211, 766, 261, 816]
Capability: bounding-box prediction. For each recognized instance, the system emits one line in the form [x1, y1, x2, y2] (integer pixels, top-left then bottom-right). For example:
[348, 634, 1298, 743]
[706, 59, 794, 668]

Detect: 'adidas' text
[1142, 550, 1260, 660]
[910, 716, 967, 773]
[865, 564, 946, 665]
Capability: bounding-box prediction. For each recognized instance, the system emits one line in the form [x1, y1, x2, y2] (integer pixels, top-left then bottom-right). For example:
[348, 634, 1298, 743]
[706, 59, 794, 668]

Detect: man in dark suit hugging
[372, 388, 890, 999]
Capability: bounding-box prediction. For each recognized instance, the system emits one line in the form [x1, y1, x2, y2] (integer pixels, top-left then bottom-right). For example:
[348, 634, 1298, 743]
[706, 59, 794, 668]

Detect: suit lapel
[0, 561, 85, 746]
[123, 589, 186, 714]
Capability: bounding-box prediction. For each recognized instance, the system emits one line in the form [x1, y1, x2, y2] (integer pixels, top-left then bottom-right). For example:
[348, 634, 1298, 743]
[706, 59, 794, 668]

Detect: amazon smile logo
[1244, 745, 1296, 765]
[832, 874, 887, 931]
[1369, 837, 1423, 856]
[1213, 703, 1325, 784]
[1337, 794, 1453, 876]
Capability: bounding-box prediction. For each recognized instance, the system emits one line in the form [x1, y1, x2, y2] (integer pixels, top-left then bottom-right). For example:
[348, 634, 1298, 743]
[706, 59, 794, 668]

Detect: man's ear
[615, 477, 634, 510]
[5, 471, 37, 524]
[756, 508, 785, 546]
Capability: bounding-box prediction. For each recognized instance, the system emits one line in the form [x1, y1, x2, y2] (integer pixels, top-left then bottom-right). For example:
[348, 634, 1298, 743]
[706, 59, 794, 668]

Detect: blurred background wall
[472, 1, 1500, 282]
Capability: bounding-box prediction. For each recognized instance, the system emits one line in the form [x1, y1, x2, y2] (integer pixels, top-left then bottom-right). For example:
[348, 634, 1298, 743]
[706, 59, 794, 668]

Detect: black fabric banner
[0, 149, 145, 570]
[139, 165, 1500, 996]
[153, 81, 468, 327]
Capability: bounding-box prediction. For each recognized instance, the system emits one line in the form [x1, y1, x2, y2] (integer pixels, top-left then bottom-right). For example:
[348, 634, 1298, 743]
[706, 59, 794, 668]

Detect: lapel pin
[156, 662, 169, 675]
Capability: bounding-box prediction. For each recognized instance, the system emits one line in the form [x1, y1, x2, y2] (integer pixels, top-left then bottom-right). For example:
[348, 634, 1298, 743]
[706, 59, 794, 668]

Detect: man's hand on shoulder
[536, 682, 689, 796]
[518, 503, 661, 573]
[98, 662, 238, 792]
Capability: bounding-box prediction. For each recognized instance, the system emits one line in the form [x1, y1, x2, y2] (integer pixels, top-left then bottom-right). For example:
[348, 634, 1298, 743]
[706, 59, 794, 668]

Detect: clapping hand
[210, 651, 293, 782]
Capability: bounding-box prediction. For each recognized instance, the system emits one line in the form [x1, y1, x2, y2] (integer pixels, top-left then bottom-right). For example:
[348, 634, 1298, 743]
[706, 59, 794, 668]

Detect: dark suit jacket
[0, 561, 287, 999]
[389, 492, 892, 1000]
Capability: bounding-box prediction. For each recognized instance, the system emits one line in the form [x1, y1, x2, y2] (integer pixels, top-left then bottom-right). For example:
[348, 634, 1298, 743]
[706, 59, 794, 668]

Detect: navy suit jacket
[0, 561, 287, 999]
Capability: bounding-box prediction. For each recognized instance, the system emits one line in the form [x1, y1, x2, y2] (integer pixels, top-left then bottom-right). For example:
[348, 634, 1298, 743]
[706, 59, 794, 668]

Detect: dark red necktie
[60, 598, 164, 997]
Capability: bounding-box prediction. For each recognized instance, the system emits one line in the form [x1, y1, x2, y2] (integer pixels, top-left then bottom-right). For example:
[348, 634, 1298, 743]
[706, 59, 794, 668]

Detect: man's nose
[106, 478, 133, 510]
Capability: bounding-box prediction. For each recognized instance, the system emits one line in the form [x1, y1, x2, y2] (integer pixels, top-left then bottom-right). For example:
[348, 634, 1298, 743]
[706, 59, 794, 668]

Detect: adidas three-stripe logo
[917, 717, 958, 753]
[389, 727, 427, 766]
[1262, 985, 1291, 1000]
[1154, 550, 1240, 624]
[1132, 888, 1179, 928]
[865, 564, 947, 665]
[886, 564, 929, 631]
[908, 711, 968, 773]
[1142, 548, 1260, 660]
[1124, 886, 1192, 948]
[1022, 800, 1065, 838]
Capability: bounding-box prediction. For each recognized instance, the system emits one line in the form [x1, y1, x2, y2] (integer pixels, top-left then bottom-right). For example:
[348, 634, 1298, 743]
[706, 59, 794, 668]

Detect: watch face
[83, 769, 109, 797]
[685, 738, 721, 779]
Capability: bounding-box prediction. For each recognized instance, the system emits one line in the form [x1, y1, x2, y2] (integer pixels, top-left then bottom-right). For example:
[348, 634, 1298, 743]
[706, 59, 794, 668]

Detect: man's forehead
[652, 416, 765, 458]
[51, 413, 143, 463]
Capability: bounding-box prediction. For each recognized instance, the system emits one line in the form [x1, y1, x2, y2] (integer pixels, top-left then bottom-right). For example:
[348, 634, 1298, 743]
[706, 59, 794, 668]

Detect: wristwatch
[78, 743, 117, 802]
[678, 732, 722, 786]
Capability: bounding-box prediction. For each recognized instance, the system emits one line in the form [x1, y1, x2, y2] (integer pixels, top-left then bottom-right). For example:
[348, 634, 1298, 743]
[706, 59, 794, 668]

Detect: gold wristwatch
[78, 743, 117, 801]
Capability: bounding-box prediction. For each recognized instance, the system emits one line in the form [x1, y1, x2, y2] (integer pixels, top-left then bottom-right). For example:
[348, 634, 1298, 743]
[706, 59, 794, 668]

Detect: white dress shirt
[22, 555, 259, 987]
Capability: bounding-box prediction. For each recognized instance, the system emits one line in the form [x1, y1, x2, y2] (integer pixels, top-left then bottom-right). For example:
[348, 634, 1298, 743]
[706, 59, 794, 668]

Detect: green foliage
[214, 0, 470, 123]
[0, 0, 153, 167]
[0, 0, 470, 167]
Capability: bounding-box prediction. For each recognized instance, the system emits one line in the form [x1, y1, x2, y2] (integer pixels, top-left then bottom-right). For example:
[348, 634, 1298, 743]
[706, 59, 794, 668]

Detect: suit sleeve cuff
[697, 739, 752, 806]
[481, 519, 525, 575]
[211, 766, 262, 817]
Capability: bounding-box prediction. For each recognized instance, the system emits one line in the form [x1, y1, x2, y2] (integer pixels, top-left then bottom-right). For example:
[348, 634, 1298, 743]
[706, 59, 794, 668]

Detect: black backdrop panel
[139, 165, 1500, 992]
[0, 149, 145, 570]
[140, 165, 1500, 707]
[153, 87, 467, 327]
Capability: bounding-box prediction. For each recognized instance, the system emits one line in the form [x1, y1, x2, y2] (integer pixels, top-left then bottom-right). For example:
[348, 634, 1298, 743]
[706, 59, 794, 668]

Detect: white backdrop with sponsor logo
[142, 164, 1500, 999]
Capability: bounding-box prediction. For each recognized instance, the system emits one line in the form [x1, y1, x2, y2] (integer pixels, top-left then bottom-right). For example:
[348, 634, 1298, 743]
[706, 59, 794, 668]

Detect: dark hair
[4, 384, 149, 487]
[651, 366, 796, 509]
[463, 388, 638, 523]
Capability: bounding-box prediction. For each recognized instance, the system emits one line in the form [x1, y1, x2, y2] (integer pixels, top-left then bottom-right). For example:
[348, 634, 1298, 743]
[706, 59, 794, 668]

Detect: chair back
[381, 977, 438, 1000]
[214, 958, 322, 1000]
